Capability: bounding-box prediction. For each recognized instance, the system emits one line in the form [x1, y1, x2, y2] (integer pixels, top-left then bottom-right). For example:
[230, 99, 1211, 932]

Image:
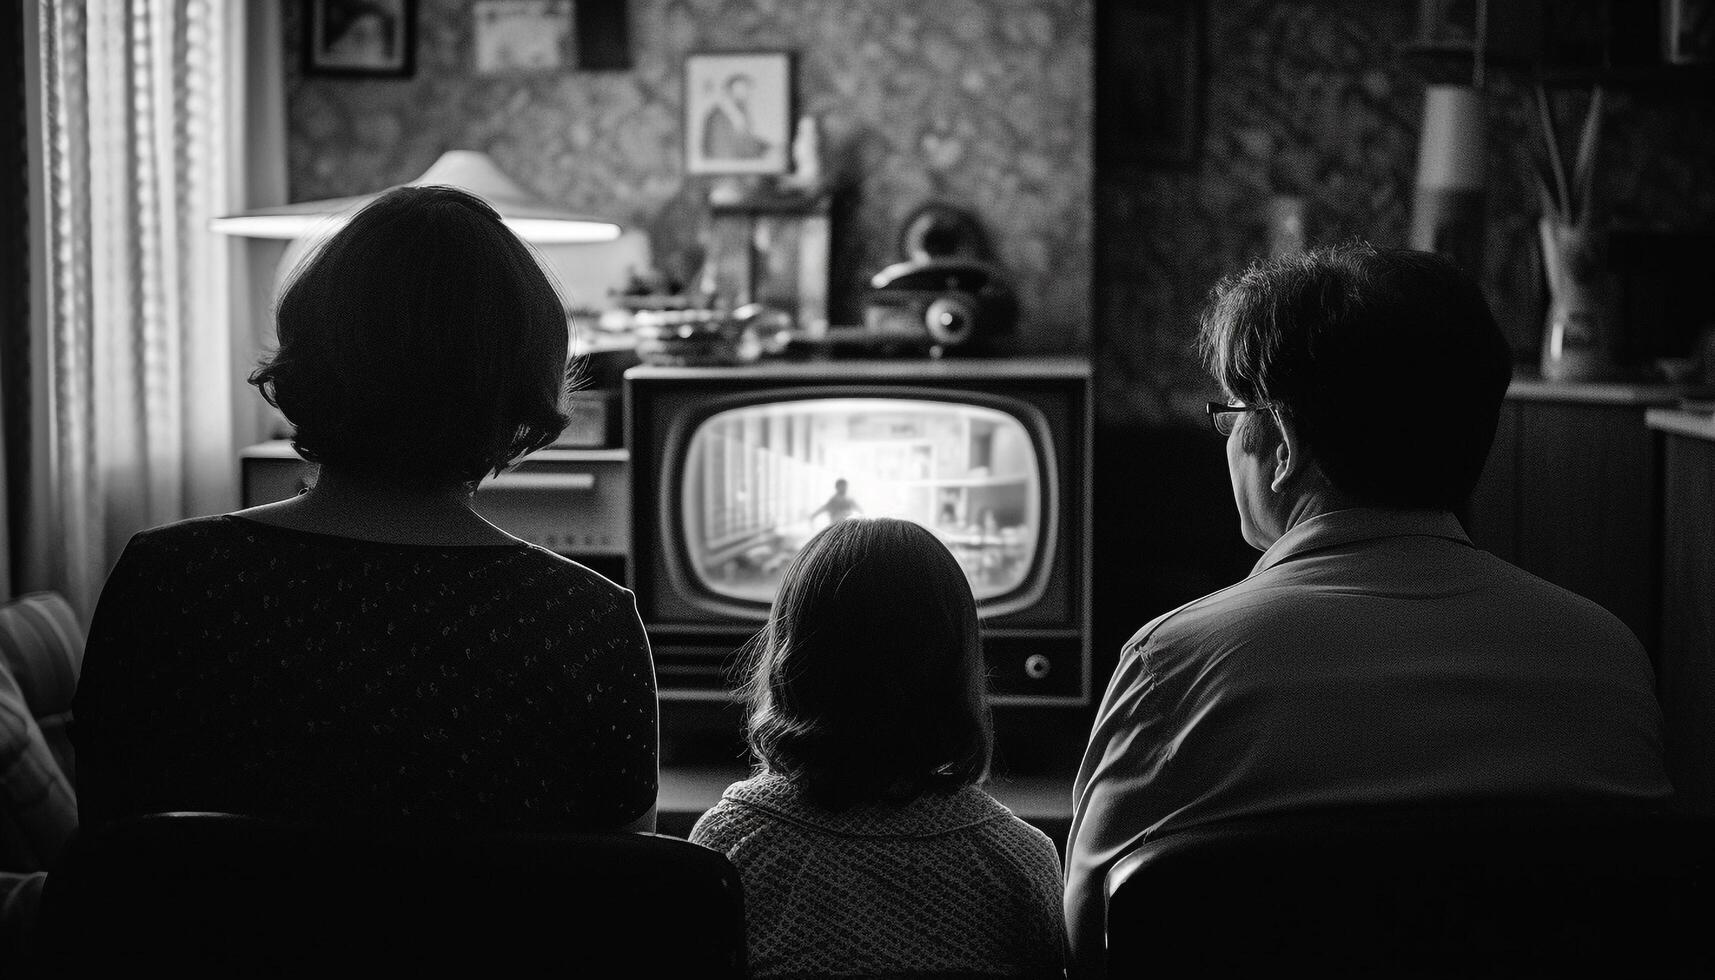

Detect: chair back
[0, 592, 82, 871]
[0, 592, 83, 782]
[33, 812, 746, 978]
[1105, 800, 1714, 979]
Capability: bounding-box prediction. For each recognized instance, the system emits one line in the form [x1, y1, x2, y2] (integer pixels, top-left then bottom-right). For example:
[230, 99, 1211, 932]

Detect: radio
[864, 257, 1019, 356]
[861, 201, 1019, 357]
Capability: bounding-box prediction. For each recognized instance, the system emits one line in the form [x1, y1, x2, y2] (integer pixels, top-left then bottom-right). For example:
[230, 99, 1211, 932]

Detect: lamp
[210, 150, 622, 244]
[1408, 0, 1487, 274]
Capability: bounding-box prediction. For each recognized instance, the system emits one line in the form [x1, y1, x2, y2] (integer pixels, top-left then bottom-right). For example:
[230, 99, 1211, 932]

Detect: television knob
[923, 295, 977, 346]
[1024, 654, 1052, 680]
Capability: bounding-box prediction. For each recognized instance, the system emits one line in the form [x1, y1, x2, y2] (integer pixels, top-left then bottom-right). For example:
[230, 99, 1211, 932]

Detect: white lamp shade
[211, 150, 622, 243]
[1414, 85, 1486, 191]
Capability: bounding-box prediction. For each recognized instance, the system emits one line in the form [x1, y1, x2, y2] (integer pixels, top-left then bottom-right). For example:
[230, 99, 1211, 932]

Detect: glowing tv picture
[626, 357, 1091, 705]
[681, 398, 1041, 604]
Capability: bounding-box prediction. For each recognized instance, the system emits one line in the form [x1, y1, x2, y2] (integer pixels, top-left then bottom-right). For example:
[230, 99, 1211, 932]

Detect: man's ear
[1270, 412, 1305, 493]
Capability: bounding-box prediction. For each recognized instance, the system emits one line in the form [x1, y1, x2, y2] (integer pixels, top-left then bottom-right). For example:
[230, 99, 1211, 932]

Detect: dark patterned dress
[73, 515, 657, 833]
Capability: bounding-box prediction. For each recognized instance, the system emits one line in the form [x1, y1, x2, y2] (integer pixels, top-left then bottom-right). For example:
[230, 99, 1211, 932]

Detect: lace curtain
[30, 0, 237, 618]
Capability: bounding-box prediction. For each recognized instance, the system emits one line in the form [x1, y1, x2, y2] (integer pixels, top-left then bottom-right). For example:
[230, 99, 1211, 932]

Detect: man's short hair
[251, 185, 571, 487]
[1199, 243, 1512, 509]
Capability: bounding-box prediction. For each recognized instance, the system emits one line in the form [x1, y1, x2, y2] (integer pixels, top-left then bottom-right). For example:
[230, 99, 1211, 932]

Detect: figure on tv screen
[691, 517, 1065, 978]
[809, 478, 861, 525]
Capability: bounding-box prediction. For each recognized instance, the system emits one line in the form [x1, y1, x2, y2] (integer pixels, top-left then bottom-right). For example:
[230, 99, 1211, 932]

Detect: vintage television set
[626, 356, 1092, 706]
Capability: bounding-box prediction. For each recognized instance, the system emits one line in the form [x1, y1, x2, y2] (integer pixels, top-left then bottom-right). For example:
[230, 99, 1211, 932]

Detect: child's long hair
[742, 517, 993, 810]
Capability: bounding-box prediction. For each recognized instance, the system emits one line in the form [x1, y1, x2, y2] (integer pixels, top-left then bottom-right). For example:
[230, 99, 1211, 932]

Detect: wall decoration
[684, 52, 793, 176]
[286, 1, 1095, 351]
[1097, 0, 1202, 168]
[304, 0, 415, 78]
[473, 1, 574, 74]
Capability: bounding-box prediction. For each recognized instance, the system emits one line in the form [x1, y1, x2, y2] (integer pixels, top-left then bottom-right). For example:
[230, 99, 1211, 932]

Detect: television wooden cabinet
[238, 441, 631, 585]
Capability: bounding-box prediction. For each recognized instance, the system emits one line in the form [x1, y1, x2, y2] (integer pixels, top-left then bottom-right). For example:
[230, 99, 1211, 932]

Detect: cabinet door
[1514, 403, 1660, 649]
[1659, 436, 1715, 816]
[1464, 402, 1521, 563]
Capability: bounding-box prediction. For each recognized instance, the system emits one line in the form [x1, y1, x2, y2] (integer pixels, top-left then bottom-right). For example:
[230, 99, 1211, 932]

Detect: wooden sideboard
[1647, 408, 1715, 817]
[1463, 378, 1707, 653]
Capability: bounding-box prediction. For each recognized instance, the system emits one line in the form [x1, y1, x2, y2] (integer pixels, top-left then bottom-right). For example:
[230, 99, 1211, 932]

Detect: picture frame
[472, 0, 574, 75]
[684, 52, 793, 176]
[303, 0, 416, 79]
[1096, 0, 1202, 169]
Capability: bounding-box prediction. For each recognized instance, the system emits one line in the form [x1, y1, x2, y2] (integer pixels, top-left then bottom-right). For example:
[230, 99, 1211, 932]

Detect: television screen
[681, 398, 1042, 604]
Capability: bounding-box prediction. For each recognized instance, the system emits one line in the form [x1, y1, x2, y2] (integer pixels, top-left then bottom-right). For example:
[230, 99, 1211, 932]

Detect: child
[690, 517, 1066, 978]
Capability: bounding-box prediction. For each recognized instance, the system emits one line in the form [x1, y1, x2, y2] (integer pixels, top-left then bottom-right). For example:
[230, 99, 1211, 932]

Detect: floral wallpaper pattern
[285, 0, 1093, 350]
[1096, 0, 1715, 425]
[285, 0, 1712, 423]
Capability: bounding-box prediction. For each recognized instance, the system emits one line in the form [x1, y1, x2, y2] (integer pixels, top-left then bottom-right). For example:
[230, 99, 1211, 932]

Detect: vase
[1538, 219, 1611, 383]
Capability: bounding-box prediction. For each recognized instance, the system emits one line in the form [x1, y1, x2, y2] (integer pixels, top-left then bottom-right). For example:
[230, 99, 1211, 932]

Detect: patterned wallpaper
[284, 0, 1093, 351]
[1095, 0, 1715, 425]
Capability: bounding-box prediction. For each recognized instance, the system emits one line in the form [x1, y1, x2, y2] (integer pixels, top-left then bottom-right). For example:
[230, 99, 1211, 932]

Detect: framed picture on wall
[472, 0, 574, 74]
[304, 0, 416, 78]
[684, 52, 793, 176]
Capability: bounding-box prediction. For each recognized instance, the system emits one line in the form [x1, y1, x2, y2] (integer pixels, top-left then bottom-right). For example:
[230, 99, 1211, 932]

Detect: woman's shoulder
[108, 514, 260, 568]
[125, 513, 249, 546]
[513, 546, 631, 596]
[507, 548, 642, 626]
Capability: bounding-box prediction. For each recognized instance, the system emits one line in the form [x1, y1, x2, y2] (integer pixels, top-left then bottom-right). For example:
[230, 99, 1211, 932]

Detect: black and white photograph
[472, 0, 573, 75]
[4, 0, 1715, 975]
[684, 51, 792, 175]
[303, 0, 415, 77]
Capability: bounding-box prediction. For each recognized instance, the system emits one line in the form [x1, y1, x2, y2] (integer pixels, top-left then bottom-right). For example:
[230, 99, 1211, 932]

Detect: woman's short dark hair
[250, 185, 571, 486]
[1199, 242, 1513, 509]
[744, 517, 993, 810]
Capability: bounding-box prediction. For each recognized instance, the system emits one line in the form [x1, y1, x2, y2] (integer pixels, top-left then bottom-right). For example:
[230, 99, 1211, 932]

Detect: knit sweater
[690, 772, 1067, 979]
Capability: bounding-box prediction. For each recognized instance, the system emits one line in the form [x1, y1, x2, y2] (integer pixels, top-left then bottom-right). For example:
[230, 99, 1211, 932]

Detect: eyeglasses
[1206, 402, 1269, 437]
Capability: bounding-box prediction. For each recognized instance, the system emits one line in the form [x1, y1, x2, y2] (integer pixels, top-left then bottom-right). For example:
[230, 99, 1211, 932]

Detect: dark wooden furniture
[1647, 407, 1715, 817]
[1105, 801, 1714, 979]
[1464, 377, 1702, 652]
[34, 813, 746, 978]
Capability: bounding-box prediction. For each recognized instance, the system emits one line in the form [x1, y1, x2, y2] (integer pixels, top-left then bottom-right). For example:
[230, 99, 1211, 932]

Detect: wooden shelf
[1537, 61, 1715, 92]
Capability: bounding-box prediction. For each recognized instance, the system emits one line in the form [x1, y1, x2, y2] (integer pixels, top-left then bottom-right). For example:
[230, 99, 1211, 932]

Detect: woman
[73, 186, 656, 834]
[690, 517, 1066, 978]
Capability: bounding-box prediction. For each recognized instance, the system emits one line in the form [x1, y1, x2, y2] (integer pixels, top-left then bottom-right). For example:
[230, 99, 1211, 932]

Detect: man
[1063, 244, 1673, 973]
[701, 72, 770, 162]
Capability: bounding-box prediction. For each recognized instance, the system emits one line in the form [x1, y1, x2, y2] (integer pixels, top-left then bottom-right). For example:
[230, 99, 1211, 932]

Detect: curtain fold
[31, 0, 235, 619]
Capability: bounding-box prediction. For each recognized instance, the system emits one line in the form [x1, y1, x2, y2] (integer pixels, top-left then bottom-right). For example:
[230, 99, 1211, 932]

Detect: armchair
[32, 812, 747, 977]
[1104, 800, 1714, 978]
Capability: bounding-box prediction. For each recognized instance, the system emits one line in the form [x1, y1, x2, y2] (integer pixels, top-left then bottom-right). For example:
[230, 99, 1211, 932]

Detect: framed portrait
[471, 1, 632, 74]
[684, 52, 793, 176]
[473, 1, 571, 74]
[304, 0, 416, 78]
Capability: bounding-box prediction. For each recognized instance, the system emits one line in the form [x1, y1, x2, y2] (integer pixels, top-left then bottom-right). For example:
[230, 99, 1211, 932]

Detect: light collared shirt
[1064, 508, 1673, 973]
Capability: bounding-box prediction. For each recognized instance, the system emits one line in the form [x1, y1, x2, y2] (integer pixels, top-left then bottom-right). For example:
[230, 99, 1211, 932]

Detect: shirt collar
[1251, 507, 1472, 576]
